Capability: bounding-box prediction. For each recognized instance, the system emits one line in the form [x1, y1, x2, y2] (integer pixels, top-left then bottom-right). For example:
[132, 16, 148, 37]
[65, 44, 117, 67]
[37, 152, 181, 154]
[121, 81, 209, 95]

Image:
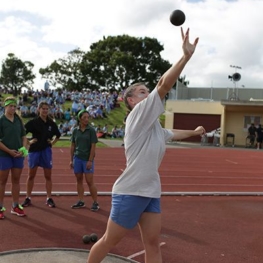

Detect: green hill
[1, 93, 165, 133]
[1, 93, 127, 132]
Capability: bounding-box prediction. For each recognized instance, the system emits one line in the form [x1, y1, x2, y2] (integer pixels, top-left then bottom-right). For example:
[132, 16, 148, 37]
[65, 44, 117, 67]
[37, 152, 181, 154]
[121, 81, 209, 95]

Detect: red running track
[2, 146, 263, 263]
[6, 147, 263, 195]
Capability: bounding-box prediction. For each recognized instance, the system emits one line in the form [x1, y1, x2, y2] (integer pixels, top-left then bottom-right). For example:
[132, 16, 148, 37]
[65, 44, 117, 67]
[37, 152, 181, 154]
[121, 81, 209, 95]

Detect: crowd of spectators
[14, 88, 119, 120]
[0, 87, 124, 138]
[94, 124, 125, 139]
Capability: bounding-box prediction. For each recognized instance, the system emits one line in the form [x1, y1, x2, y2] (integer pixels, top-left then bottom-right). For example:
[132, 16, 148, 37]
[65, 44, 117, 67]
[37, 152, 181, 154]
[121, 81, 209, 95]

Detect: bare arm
[157, 28, 199, 100]
[0, 141, 13, 155]
[50, 137, 60, 146]
[69, 142, 75, 168]
[88, 143, 96, 162]
[171, 126, 206, 141]
[86, 143, 96, 169]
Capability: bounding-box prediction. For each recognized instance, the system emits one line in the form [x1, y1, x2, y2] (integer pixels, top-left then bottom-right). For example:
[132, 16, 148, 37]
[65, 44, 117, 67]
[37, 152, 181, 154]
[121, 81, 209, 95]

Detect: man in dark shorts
[248, 123, 256, 147]
[256, 124, 263, 150]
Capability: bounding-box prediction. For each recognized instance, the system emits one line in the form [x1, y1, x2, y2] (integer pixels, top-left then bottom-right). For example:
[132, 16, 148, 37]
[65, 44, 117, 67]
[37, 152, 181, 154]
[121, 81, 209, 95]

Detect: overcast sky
[0, 0, 262, 91]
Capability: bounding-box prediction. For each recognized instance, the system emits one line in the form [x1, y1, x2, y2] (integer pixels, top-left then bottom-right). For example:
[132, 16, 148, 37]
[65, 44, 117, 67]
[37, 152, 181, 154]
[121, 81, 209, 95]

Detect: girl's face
[39, 105, 49, 117]
[80, 112, 89, 126]
[128, 85, 150, 109]
[5, 104, 17, 116]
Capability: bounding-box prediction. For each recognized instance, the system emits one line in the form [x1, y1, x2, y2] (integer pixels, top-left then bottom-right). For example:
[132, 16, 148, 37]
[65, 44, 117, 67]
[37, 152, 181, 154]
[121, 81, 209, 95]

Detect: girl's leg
[138, 212, 162, 263]
[10, 168, 23, 203]
[43, 168, 52, 198]
[87, 218, 129, 263]
[75, 173, 84, 200]
[0, 169, 9, 205]
[85, 173, 98, 203]
[26, 167, 38, 197]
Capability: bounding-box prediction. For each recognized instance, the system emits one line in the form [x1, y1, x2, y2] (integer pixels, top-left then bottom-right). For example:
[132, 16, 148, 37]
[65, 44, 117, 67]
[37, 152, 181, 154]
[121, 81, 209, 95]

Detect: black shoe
[46, 198, 56, 208]
[22, 197, 32, 207]
[91, 202, 99, 212]
[71, 200, 85, 209]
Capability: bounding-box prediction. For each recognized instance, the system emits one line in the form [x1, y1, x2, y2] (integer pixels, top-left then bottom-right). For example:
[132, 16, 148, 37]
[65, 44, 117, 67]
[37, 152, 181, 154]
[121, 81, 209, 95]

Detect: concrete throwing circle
[0, 248, 140, 263]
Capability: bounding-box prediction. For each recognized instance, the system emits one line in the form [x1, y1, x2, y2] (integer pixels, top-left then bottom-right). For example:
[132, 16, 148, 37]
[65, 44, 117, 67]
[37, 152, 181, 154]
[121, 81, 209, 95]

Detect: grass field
[54, 138, 109, 148]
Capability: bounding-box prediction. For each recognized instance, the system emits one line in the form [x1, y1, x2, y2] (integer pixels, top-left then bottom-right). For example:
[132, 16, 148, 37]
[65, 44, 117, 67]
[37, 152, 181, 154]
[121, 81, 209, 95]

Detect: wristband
[18, 146, 28, 157]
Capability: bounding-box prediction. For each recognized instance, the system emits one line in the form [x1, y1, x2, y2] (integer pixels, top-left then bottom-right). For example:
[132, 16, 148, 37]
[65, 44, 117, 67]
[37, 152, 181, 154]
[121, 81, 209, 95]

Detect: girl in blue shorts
[87, 28, 206, 263]
[22, 101, 61, 208]
[0, 97, 28, 219]
[70, 110, 99, 211]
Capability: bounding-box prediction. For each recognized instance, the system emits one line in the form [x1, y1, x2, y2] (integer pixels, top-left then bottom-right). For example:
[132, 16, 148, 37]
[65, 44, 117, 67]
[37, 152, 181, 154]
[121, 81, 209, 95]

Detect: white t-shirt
[112, 88, 173, 198]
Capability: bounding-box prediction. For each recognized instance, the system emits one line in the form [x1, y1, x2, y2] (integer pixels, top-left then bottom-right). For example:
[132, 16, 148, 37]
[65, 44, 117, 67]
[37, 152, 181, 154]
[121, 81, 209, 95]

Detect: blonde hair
[123, 82, 145, 111]
[4, 96, 17, 107]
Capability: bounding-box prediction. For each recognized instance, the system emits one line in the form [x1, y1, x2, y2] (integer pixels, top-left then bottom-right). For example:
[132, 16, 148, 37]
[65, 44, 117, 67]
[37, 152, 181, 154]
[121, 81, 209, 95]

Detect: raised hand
[181, 27, 199, 58]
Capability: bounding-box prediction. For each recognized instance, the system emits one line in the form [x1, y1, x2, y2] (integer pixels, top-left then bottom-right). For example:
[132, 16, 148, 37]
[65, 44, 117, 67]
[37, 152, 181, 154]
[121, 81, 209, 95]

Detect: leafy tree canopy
[0, 53, 35, 96]
[39, 35, 172, 92]
[39, 48, 86, 91]
[82, 35, 172, 91]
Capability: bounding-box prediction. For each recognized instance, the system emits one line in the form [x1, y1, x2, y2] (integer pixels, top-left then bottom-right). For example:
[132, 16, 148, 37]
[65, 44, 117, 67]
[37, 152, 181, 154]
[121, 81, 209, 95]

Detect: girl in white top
[87, 27, 206, 263]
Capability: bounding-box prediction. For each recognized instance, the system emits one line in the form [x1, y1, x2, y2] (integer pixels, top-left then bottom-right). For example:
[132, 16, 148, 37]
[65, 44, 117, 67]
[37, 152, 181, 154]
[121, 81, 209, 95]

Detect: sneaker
[71, 200, 85, 209]
[46, 198, 56, 208]
[0, 207, 6, 219]
[90, 202, 100, 212]
[22, 197, 32, 207]
[11, 205, 26, 217]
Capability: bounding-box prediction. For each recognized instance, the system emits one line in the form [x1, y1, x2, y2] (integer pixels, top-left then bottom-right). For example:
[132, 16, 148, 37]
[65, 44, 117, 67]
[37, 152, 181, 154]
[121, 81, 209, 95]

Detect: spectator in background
[256, 124, 263, 150]
[111, 125, 118, 138]
[69, 116, 77, 129]
[62, 120, 71, 136]
[44, 80, 50, 92]
[95, 105, 104, 119]
[95, 125, 102, 133]
[0, 104, 4, 116]
[64, 108, 71, 121]
[102, 124, 110, 138]
[248, 123, 256, 147]
[117, 125, 125, 138]
[29, 103, 37, 117]
[20, 104, 29, 118]
[54, 104, 63, 120]
[71, 100, 79, 116]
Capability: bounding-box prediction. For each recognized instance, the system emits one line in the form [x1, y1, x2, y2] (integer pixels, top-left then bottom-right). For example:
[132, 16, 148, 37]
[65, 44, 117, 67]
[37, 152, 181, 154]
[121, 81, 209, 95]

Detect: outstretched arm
[171, 126, 206, 141]
[157, 27, 199, 100]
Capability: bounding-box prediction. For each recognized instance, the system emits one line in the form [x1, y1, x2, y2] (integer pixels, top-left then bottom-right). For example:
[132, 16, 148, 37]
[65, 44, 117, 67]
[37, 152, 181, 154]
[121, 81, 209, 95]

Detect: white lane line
[60, 149, 64, 153]
[127, 242, 166, 259]
[225, 159, 238, 164]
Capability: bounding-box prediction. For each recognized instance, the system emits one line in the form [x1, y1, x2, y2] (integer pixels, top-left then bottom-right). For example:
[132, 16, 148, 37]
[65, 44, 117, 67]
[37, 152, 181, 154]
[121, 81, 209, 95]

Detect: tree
[39, 48, 86, 91]
[0, 53, 35, 96]
[178, 75, 190, 86]
[81, 35, 172, 91]
[39, 35, 172, 92]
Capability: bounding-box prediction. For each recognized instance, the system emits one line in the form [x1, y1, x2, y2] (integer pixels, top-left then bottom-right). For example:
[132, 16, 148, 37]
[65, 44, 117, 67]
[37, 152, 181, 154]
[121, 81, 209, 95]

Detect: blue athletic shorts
[0, 156, 24, 170]
[110, 194, 161, 229]
[73, 156, 94, 174]
[28, 147, 52, 169]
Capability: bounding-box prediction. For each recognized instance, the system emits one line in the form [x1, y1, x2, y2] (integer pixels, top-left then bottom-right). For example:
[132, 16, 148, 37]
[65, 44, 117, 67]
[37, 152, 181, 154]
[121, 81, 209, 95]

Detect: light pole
[228, 65, 242, 100]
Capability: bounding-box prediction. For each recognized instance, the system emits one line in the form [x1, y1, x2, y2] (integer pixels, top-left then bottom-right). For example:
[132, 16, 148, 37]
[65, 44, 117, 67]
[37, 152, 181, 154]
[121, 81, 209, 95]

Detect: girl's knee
[143, 236, 160, 249]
